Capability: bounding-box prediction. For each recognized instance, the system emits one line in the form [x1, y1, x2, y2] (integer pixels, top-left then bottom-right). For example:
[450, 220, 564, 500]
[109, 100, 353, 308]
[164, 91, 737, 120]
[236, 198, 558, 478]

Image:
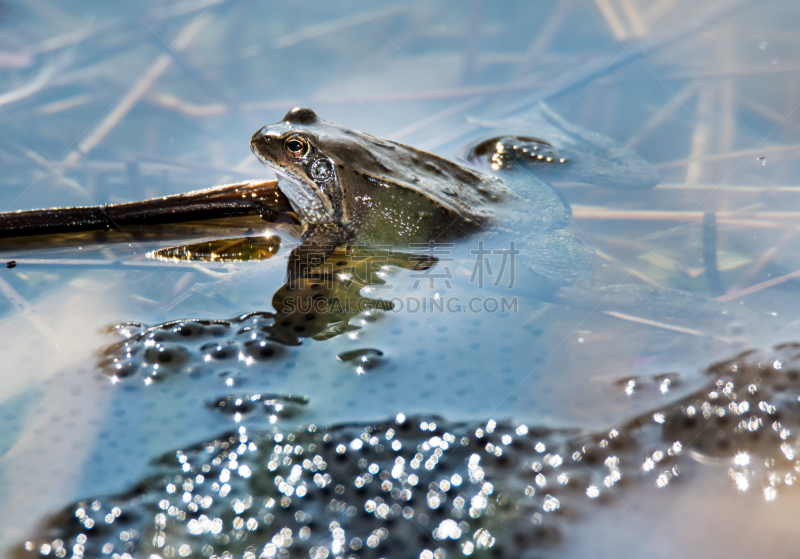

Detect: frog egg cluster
[207, 394, 309, 427]
[99, 313, 288, 385]
[17, 416, 624, 559]
[655, 344, 800, 496]
[19, 343, 800, 558]
[98, 252, 408, 383]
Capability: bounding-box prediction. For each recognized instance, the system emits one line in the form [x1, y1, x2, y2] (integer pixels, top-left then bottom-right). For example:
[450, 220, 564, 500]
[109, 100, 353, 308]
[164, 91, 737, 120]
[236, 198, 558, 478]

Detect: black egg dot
[177, 324, 202, 337]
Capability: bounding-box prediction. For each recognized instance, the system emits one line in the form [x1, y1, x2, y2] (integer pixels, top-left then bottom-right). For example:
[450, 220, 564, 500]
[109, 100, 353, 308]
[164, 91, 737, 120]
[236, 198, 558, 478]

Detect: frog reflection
[0, 104, 740, 320]
[252, 106, 739, 320]
[99, 244, 435, 382]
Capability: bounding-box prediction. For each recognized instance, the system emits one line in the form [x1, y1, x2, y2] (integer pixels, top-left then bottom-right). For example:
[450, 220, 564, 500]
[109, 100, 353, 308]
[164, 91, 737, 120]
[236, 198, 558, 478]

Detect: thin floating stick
[0, 274, 59, 342]
[63, 15, 211, 164]
[618, 0, 646, 37]
[389, 99, 482, 140]
[661, 64, 800, 80]
[273, 5, 406, 49]
[685, 85, 715, 184]
[626, 81, 699, 148]
[603, 310, 734, 344]
[516, 0, 572, 77]
[150, 93, 227, 117]
[656, 144, 800, 170]
[0, 59, 59, 108]
[460, 0, 484, 85]
[716, 268, 800, 303]
[731, 229, 798, 289]
[572, 206, 800, 228]
[654, 183, 800, 192]
[594, 248, 662, 287]
[592, 0, 628, 40]
[702, 211, 724, 296]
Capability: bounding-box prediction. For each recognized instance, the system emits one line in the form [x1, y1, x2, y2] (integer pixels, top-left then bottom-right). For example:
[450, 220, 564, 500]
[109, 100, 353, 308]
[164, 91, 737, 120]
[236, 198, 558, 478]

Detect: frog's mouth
[252, 155, 340, 226]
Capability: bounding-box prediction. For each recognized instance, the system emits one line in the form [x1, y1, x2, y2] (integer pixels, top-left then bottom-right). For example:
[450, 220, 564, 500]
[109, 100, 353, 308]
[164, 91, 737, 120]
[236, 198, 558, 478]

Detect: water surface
[2, 1, 800, 557]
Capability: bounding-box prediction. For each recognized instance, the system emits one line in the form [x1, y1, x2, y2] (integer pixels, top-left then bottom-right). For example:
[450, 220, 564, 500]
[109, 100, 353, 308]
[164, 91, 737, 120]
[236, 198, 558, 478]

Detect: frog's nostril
[251, 126, 268, 143]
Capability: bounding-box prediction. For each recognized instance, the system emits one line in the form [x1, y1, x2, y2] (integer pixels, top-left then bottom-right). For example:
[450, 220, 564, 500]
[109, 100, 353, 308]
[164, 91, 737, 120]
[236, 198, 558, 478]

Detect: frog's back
[306, 120, 507, 226]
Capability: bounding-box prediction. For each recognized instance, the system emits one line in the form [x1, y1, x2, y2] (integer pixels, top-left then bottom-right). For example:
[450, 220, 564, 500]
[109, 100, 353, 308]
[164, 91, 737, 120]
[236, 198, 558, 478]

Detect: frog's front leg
[470, 101, 659, 190]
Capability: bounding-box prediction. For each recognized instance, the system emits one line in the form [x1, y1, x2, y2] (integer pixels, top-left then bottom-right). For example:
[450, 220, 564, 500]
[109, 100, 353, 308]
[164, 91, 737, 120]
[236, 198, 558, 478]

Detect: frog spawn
[19, 342, 800, 559]
[99, 314, 289, 385]
[14, 417, 624, 559]
[98, 248, 436, 382]
[657, 344, 800, 495]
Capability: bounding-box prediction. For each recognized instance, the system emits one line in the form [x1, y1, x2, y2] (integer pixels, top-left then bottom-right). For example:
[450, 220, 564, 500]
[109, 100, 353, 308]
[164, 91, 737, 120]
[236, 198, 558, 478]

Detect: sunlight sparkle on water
[734, 452, 750, 466]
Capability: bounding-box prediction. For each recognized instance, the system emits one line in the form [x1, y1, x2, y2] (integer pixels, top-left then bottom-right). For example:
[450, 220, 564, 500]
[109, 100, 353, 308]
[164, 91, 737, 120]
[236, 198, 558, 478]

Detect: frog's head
[252, 107, 496, 241]
[250, 107, 348, 227]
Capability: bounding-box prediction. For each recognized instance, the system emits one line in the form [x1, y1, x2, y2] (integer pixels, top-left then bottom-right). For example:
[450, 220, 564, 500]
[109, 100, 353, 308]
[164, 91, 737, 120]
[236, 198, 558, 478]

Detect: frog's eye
[284, 134, 310, 159]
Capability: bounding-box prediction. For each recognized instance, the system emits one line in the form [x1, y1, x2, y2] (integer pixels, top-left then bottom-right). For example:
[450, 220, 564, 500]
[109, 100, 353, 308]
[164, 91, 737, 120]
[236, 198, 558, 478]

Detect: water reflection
[148, 236, 282, 263]
[3, 0, 800, 557]
[99, 245, 436, 383]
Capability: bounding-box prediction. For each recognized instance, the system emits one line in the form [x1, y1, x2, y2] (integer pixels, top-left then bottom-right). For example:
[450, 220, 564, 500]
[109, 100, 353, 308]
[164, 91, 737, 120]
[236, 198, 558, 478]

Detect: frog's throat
[276, 175, 340, 226]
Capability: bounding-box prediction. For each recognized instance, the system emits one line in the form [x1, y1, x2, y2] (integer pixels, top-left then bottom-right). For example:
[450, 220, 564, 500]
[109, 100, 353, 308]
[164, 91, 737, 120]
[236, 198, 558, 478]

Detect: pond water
[2, 1, 800, 558]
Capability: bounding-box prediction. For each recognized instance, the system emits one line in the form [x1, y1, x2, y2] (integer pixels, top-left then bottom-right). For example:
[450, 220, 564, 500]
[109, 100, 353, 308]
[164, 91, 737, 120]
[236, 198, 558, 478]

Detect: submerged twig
[717, 268, 800, 303]
[731, 229, 798, 289]
[702, 211, 724, 296]
[594, 248, 662, 287]
[515, 0, 572, 77]
[592, 0, 628, 40]
[685, 84, 715, 184]
[572, 206, 800, 228]
[626, 81, 699, 148]
[0, 274, 59, 342]
[273, 4, 406, 49]
[603, 310, 735, 343]
[63, 15, 211, 164]
[656, 144, 800, 170]
[618, 0, 646, 37]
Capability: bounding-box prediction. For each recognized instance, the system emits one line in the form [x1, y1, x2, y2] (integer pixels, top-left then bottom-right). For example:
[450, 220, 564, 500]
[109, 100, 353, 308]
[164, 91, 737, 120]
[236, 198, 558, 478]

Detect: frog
[250, 106, 741, 321]
[0, 104, 741, 321]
